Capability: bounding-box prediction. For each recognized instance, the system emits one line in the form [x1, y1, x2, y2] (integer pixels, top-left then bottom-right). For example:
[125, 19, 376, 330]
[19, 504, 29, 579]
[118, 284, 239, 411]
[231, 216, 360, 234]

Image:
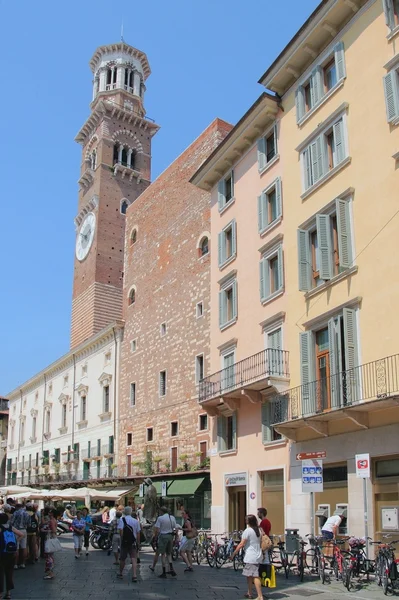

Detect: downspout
[112, 328, 118, 473]
[41, 373, 47, 457]
[71, 354, 76, 454]
[17, 389, 23, 467]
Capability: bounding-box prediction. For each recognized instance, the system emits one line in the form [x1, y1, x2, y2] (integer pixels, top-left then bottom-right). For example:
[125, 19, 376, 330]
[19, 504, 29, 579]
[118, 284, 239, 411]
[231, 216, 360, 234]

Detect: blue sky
[0, 0, 319, 394]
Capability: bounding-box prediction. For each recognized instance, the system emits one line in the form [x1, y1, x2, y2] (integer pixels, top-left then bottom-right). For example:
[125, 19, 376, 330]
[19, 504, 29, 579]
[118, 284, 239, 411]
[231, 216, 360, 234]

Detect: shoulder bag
[259, 527, 272, 552]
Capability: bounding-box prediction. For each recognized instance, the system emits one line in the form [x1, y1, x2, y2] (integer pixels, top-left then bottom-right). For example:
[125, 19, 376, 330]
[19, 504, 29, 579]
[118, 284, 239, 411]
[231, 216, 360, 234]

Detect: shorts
[112, 534, 121, 553]
[73, 534, 83, 549]
[180, 536, 195, 552]
[17, 531, 27, 550]
[243, 563, 260, 578]
[119, 544, 137, 561]
[157, 533, 173, 555]
[321, 530, 334, 541]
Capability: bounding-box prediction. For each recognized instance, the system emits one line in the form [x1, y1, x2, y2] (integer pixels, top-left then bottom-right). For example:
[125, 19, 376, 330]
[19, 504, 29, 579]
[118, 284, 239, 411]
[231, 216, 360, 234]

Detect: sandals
[132, 577, 138, 583]
[244, 594, 253, 599]
[184, 567, 193, 572]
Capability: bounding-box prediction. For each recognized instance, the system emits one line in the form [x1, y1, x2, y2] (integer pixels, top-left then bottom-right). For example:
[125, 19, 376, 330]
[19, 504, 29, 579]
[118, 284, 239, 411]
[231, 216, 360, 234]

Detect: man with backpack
[10, 504, 30, 569]
[25, 504, 38, 564]
[117, 507, 141, 583]
[0, 511, 23, 599]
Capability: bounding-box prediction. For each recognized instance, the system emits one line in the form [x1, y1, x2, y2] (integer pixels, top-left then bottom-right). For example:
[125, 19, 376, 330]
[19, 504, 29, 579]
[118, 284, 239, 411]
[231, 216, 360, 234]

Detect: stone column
[116, 65, 123, 90]
[127, 149, 133, 168]
[133, 71, 141, 97]
[118, 145, 123, 163]
[99, 69, 107, 93]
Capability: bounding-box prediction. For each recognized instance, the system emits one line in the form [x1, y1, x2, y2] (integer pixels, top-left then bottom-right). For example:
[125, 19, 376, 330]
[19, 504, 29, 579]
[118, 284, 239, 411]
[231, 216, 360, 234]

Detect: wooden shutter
[232, 280, 238, 320]
[258, 193, 267, 232]
[297, 229, 311, 291]
[343, 307, 359, 403]
[218, 179, 226, 211]
[333, 119, 345, 164]
[328, 317, 341, 408]
[303, 147, 313, 189]
[300, 331, 315, 415]
[336, 199, 352, 269]
[261, 402, 272, 443]
[311, 136, 324, 183]
[334, 42, 346, 81]
[231, 413, 237, 450]
[383, 71, 399, 123]
[217, 416, 226, 452]
[259, 258, 269, 301]
[316, 213, 333, 280]
[310, 67, 323, 105]
[275, 177, 282, 219]
[383, 0, 395, 29]
[257, 137, 266, 171]
[219, 290, 225, 328]
[277, 246, 284, 291]
[231, 219, 237, 257]
[218, 231, 224, 267]
[295, 86, 305, 122]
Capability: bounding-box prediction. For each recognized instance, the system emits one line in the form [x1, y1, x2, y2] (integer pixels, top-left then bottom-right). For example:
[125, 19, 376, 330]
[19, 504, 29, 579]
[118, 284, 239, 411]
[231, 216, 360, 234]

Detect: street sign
[296, 451, 326, 460]
[302, 459, 323, 492]
[355, 453, 370, 478]
[161, 481, 167, 496]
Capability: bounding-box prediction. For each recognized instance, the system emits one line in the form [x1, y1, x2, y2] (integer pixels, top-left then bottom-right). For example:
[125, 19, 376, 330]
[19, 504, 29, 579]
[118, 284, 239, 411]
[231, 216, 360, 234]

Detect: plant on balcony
[200, 457, 210, 469]
[143, 451, 153, 476]
[153, 456, 163, 473]
[164, 461, 171, 473]
[111, 463, 118, 472]
[175, 466, 184, 472]
[179, 453, 190, 472]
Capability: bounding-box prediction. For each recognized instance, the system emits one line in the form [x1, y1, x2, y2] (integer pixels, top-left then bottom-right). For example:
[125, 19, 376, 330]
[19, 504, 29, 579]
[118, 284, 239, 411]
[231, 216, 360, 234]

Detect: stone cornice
[89, 42, 151, 79]
[74, 195, 99, 229]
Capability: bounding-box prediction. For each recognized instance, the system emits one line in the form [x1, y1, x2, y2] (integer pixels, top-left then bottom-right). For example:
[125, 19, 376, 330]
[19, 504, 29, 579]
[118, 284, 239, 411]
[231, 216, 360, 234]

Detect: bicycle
[373, 535, 399, 595]
[305, 535, 326, 583]
[325, 538, 350, 586]
[344, 537, 375, 591]
[206, 534, 220, 568]
[269, 536, 288, 578]
[233, 547, 245, 571]
[215, 531, 241, 569]
[272, 536, 307, 580]
[193, 530, 212, 565]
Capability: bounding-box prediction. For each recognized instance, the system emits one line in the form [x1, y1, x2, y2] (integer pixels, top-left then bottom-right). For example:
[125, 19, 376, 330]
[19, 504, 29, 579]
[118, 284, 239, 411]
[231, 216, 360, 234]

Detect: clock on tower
[70, 42, 159, 349]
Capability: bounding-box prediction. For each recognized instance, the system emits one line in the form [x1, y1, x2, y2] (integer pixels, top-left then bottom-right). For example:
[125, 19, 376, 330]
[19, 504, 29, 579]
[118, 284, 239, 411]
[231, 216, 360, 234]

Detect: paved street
[7, 537, 386, 600]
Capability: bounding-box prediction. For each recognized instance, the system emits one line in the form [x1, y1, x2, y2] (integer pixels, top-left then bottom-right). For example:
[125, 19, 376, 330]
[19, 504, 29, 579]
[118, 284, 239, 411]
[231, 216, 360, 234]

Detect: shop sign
[355, 453, 370, 478]
[225, 472, 247, 487]
[296, 451, 326, 460]
[302, 459, 323, 492]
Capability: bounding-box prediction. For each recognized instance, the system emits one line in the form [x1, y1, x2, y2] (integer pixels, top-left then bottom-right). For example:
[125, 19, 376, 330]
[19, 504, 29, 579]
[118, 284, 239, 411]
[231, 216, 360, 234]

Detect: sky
[0, 0, 320, 394]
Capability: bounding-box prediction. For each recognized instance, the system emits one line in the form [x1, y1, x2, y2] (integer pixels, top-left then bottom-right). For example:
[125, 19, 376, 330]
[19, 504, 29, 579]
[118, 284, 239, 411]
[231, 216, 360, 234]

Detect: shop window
[376, 458, 399, 478]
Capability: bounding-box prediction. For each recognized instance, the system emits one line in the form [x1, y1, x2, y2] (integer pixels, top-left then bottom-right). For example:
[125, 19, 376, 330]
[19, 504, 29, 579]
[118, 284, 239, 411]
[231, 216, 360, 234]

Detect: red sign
[296, 451, 326, 460]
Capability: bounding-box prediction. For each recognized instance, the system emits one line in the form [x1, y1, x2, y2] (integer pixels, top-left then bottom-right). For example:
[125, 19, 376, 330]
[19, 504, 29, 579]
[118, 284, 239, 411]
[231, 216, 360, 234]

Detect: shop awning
[167, 477, 205, 496]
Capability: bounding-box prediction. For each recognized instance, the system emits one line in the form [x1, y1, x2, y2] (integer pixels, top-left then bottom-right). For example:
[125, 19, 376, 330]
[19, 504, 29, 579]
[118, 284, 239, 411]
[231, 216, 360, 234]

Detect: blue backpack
[1, 526, 17, 554]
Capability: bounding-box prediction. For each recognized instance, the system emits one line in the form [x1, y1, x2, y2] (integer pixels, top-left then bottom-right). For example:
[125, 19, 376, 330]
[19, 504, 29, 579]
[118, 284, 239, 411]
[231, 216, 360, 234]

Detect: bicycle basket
[348, 537, 366, 548]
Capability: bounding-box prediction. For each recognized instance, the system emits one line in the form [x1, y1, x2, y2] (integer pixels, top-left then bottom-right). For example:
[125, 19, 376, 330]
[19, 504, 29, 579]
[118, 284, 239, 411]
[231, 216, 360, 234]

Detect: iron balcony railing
[11, 468, 119, 486]
[270, 353, 399, 425]
[198, 348, 289, 403]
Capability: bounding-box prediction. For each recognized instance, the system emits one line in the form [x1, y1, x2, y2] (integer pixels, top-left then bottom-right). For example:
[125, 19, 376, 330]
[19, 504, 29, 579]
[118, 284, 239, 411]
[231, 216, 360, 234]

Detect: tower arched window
[106, 67, 117, 90]
[113, 144, 119, 165]
[128, 287, 136, 306]
[121, 147, 128, 166]
[121, 200, 129, 215]
[200, 237, 209, 257]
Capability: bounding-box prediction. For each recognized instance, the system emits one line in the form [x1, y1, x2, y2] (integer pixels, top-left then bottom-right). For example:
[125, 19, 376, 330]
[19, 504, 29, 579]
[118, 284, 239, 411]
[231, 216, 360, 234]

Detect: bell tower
[71, 42, 159, 348]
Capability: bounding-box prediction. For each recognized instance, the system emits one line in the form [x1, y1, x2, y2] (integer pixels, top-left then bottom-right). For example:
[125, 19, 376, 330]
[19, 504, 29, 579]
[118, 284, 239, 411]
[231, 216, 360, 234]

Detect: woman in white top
[231, 515, 263, 600]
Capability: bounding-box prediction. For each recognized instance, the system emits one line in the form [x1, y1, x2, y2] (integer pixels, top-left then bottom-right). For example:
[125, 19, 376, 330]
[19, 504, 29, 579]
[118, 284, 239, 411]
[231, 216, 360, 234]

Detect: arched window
[113, 144, 119, 165]
[200, 237, 209, 257]
[106, 68, 112, 86]
[130, 150, 136, 170]
[121, 147, 128, 166]
[128, 287, 136, 305]
[121, 200, 128, 215]
[129, 71, 134, 89]
[130, 228, 137, 245]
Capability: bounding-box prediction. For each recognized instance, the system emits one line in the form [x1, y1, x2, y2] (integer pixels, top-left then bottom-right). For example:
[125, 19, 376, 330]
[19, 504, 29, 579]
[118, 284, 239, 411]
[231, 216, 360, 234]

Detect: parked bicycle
[344, 537, 375, 591]
[269, 535, 289, 578]
[216, 531, 241, 569]
[373, 535, 399, 595]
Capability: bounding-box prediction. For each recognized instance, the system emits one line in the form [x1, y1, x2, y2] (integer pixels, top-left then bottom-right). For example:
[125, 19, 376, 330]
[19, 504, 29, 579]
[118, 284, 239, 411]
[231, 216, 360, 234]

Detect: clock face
[76, 212, 96, 261]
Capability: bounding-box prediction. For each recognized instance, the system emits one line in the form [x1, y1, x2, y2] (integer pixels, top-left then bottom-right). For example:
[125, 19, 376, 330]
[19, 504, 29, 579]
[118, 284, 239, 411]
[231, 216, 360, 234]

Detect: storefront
[261, 469, 285, 536]
[225, 472, 247, 532]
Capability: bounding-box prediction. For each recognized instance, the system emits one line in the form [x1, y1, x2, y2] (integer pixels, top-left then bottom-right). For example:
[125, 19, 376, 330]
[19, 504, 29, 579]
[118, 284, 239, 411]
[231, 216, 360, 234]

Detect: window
[128, 287, 136, 306]
[81, 364, 87, 377]
[300, 307, 359, 412]
[258, 178, 282, 233]
[81, 396, 87, 421]
[171, 421, 178, 437]
[298, 198, 353, 291]
[130, 228, 137, 245]
[127, 432, 132, 446]
[97, 439, 101, 457]
[61, 404, 67, 428]
[48, 383, 53, 395]
[105, 351, 111, 364]
[296, 43, 346, 122]
[259, 245, 284, 302]
[219, 278, 237, 329]
[200, 441, 207, 463]
[383, 67, 399, 124]
[262, 399, 286, 443]
[199, 237, 209, 257]
[257, 124, 278, 171]
[217, 171, 234, 212]
[301, 116, 347, 191]
[171, 447, 178, 471]
[199, 414, 208, 431]
[130, 383, 136, 407]
[20, 421, 25, 445]
[127, 454, 132, 476]
[63, 375, 69, 387]
[218, 219, 237, 268]
[196, 302, 203, 318]
[160, 322, 167, 337]
[217, 414, 237, 452]
[45, 410, 51, 435]
[121, 200, 128, 215]
[147, 427, 153, 442]
[131, 339, 137, 353]
[221, 349, 236, 390]
[195, 354, 204, 384]
[159, 371, 167, 397]
[103, 385, 110, 413]
[383, 0, 399, 30]
[266, 327, 284, 376]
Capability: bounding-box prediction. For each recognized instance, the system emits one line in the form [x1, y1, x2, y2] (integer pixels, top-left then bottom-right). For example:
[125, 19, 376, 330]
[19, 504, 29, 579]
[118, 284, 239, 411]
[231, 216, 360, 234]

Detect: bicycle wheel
[99, 536, 111, 550]
[298, 552, 305, 582]
[341, 559, 349, 590]
[281, 551, 289, 579]
[344, 565, 353, 591]
[233, 551, 244, 572]
[319, 556, 326, 584]
[215, 545, 226, 569]
[196, 545, 205, 565]
[376, 554, 383, 586]
[382, 558, 390, 596]
[206, 543, 216, 568]
[305, 548, 317, 573]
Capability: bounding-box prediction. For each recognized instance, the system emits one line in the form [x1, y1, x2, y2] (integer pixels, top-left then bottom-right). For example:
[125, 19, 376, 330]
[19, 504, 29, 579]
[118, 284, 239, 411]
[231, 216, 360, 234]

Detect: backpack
[121, 518, 137, 549]
[1, 526, 17, 554]
[260, 528, 272, 552]
[27, 513, 38, 534]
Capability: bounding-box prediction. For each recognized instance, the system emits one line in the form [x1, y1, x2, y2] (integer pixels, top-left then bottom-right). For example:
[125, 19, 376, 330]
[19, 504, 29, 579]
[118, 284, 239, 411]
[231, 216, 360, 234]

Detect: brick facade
[118, 118, 232, 476]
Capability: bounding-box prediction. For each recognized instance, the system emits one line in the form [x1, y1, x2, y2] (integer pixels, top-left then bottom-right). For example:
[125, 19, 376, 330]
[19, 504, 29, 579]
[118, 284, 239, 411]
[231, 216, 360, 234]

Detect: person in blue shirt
[81, 508, 93, 557]
[71, 511, 86, 558]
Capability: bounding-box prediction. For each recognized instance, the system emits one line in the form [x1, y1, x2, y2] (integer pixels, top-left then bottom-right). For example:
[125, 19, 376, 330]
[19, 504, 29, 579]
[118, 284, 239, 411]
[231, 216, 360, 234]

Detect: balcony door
[315, 328, 331, 412]
[266, 327, 282, 376]
[222, 350, 235, 391]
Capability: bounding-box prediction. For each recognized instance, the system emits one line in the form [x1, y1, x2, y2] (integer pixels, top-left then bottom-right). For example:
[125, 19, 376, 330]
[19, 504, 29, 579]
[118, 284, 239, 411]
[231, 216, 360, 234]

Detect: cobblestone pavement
[7, 537, 386, 599]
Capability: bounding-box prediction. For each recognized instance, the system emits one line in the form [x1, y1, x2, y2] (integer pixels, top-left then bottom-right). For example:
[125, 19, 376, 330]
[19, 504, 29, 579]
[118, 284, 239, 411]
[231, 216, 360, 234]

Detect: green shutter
[311, 135, 324, 183]
[334, 42, 346, 81]
[232, 280, 238, 320]
[277, 246, 284, 291]
[300, 331, 315, 415]
[231, 413, 237, 450]
[275, 177, 282, 219]
[217, 416, 226, 452]
[230, 170, 234, 197]
[258, 193, 266, 232]
[261, 402, 272, 443]
[273, 123, 278, 155]
[328, 317, 341, 408]
[336, 198, 352, 269]
[383, 0, 395, 29]
[259, 258, 268, 301]
[310, 67, 322, 105]
[333, 119, 345, 164]
[231, 219, 237, 257]
[218, 179, 226, 211]
[316, 213, 333, 280]
[257, 137, 266, 171]
[218, 231, 224, 267]
[343, 307, 358, 404]
[295, 86, 305, 122]
[304, 146, 313, 189]
[297, 229, 311, 291]
[219, 290, 225, 328]
[383, 71, 399, 123]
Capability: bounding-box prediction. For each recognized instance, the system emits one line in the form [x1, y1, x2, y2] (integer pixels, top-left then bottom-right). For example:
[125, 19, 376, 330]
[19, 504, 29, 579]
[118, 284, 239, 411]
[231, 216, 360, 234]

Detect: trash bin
[285, 528, 300, 553]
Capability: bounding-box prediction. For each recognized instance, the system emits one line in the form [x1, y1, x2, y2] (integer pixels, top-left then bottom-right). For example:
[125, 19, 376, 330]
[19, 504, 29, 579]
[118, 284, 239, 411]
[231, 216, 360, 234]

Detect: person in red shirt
[257, 508, 271, 536]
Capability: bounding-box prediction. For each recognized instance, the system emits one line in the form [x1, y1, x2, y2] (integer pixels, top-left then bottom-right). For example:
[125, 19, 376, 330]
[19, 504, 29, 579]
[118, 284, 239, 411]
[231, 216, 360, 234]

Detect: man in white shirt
[117, 507, 141, 582]
[153, 507, 177, 578]
[109, 505, 116, 522]
[321, 513, 344, 540]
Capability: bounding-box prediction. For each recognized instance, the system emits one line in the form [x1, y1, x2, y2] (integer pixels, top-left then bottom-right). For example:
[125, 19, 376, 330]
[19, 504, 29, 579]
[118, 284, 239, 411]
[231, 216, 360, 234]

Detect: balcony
[102, 444, 114, 457]
[112, 161, 141, 181]
[19, 467, 119, 486]
[198, 348, 289, 408]
[272, 354, 399, 442]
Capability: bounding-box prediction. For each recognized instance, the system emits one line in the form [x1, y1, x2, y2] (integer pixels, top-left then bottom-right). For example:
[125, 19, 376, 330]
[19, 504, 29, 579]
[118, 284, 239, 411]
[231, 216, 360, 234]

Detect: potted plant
[179, 453, 190, 472]
[111, 463, 118, 475]
[164, 461, 171, 473]
[153, 456, 163, 473]
[53, 462, 61, 481]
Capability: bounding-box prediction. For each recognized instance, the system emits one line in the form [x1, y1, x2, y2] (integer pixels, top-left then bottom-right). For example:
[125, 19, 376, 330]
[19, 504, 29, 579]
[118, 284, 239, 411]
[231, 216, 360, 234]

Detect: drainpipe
[41, 374, 47, 461]
[112, 327, 118, 473]
[71, 354, 76, 454]
[17, 389, 23, 467]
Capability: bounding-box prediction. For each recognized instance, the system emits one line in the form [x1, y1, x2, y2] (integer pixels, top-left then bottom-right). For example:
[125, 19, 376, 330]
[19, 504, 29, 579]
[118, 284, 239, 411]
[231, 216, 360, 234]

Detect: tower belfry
[71, 42, 159, 348]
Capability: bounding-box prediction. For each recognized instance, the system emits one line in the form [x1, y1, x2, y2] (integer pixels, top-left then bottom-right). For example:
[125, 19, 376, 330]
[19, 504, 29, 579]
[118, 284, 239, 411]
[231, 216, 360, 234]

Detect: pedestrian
[10, 504, 29, 569]
[179, 510, 197, 572]
[152, 506, 177, 578]
[62, 504, 74, 524]
[71, 510, 86, 558]
[109, 505, 116, 522]
[321, 511, 344, 541]
[102, 506, 110, 524]
[257, 508, 272, 537]
[25, 503, 39, 564]
[148, 536, 160, 573]
[137, 504, 144, 523]
[117, 507, 140, 582]
[231, 515, 263, 600]
[81, 508, 92, 557]
[108, 510, 121, 564]
[42, 508, 57, 580]
[0, 511, 23, 599]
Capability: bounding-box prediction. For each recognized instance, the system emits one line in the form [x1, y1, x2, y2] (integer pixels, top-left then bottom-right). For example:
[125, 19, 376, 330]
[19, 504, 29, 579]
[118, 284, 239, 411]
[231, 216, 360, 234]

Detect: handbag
[186, 525, 198, 539]
[260, 528, 272, 552]
[45, 537, 63, 553]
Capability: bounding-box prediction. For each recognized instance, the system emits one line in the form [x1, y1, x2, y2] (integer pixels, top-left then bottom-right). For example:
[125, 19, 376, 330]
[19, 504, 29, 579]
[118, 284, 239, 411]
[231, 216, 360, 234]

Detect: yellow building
[192, 0, 399, 541]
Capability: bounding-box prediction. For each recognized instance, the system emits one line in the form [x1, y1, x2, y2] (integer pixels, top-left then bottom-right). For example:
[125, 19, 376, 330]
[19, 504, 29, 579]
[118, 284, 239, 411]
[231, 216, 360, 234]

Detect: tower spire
[121, 19, 124, 43]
